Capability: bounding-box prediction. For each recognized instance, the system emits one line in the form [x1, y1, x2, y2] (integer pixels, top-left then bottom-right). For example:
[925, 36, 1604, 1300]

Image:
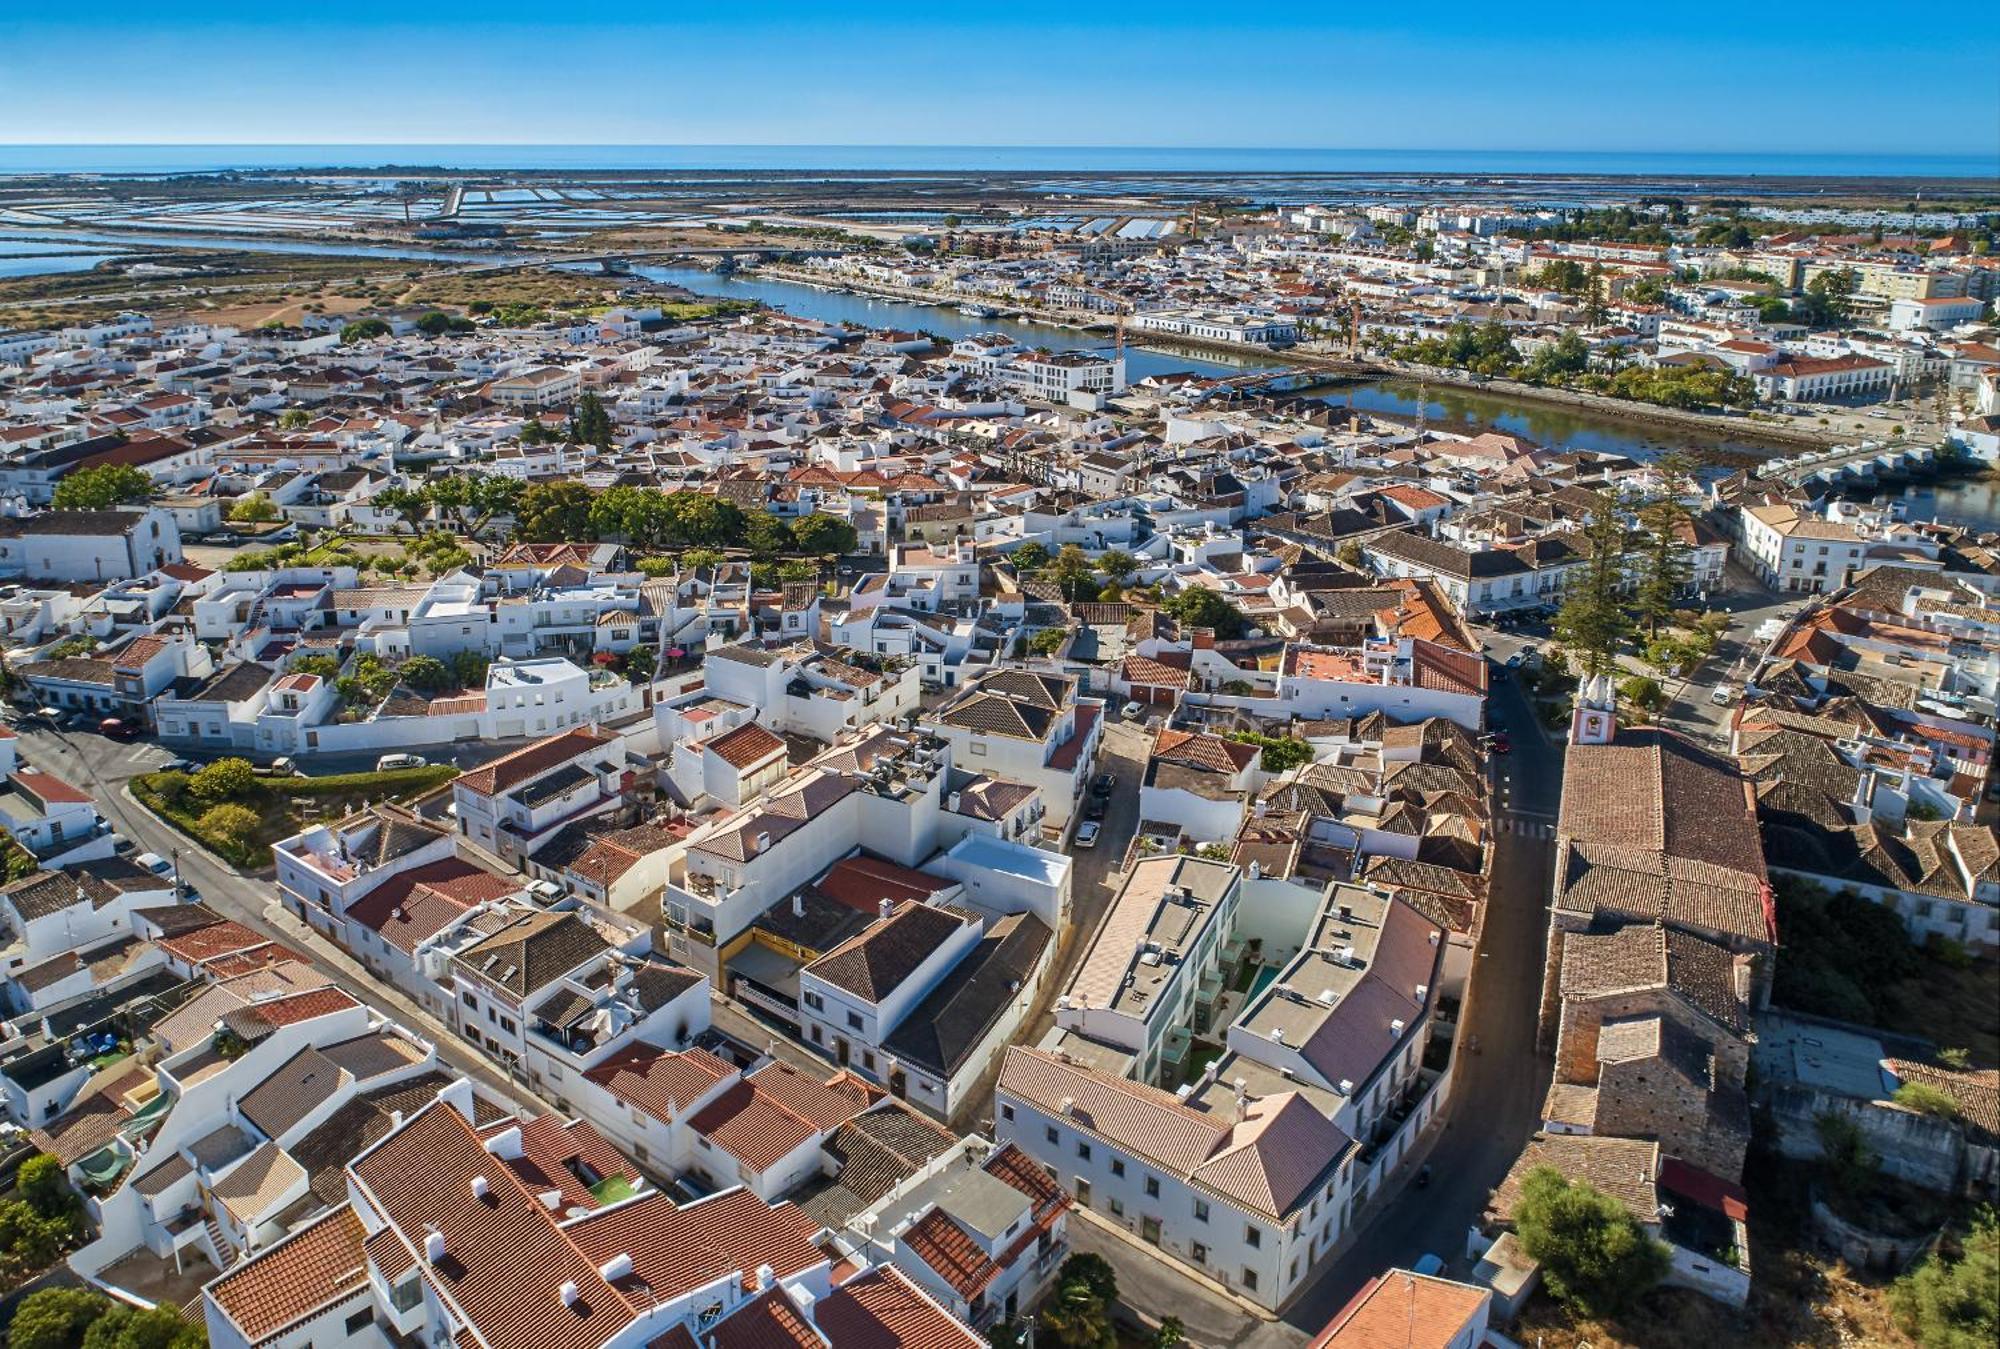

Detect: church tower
[1569, 672, 1617, 747]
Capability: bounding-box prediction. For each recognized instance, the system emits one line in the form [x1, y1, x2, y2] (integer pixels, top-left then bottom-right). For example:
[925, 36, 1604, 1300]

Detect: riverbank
[751, 263, 1842, 454]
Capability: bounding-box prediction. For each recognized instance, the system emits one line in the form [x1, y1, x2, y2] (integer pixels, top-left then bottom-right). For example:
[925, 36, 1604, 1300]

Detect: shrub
[197, 803, 259, 848]
[188, 757, 256, 804]
[1895, 1082, 1962, 1120]
[1893, 1208, 1998, 1349]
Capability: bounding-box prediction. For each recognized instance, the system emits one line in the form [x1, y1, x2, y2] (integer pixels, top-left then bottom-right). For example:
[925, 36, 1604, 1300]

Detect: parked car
[1411, 1252, 1447, 1277]
[259, 757, 301, 776]
[110, 834, 136, 854]
[1074, 821, 1101, 848]
[1084, 797, 1108, 822]
[135, 852, 172, 877]
[99, 717, 139, 739]
[1488, 733, 1512, 755]
[1120, 700, 1145, 721]
[159, 757, 193, 774]
[1090, 773, 1117, 798]
[376, 753, 427, 771]
[1711, 683, 1735, 707]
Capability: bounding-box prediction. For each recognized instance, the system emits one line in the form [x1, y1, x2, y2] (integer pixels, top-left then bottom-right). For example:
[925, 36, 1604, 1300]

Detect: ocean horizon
[1, 144, 1995, 180]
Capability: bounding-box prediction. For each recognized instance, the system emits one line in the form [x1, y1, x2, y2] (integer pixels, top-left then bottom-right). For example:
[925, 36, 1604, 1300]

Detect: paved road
[11, 723, 542, 1113]
[1271, 669, 1563, 1332]
[1023, 712, 1147, 1045]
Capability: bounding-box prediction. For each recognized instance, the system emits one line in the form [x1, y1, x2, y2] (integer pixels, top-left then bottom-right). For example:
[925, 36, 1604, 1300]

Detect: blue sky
[7, 2, 1998, 154]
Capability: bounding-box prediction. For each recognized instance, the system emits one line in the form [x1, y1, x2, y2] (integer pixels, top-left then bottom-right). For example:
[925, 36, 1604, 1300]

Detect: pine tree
[1555, 491, 1636, 677]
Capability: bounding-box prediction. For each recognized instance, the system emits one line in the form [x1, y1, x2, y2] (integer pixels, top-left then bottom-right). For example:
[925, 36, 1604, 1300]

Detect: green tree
[52, 465, 152, 511]
[741, 511, 793, 558]
[1796, 269, 1856, 328]
[429, 474, 522, 539]
[1028, 628, 1067, 655]
[374, 484, 432, 535]
[513, 481, 594, 542]
[1256, 738, 1314, 773]
[189, 757, 257, 804]
[1513, 1166, 1670, 1317]
[339, 318, 390, 344]
[1045, 545, 1097, 601]
[7, 1286, 108, 1349]
[449, 650, 490, 689]
[568, 392, 614, 448]
[680, 547, 726, 572]
[228, 492, 280, 524]
[1816, 1113, 1879, 1196]
[197, 803, 260, 847]
[789, 513, 858, 557]
[661, 492, 745, 549]
[1037, 1280, 1114, 1349]
[276, 408, 310, 431]
[776, 560, 817, 585]
[1161, 587, 1248, 639]
[623, 646, 656, 684]
[1010, 541, 1051, 573]
[1096, 549, 1137, 584]
[398, 655, 453, 692]
[1554, 495, 1636, 677]
[1058, 1253, 1118, 1304]
[1153, 1317, 1186, 1349]
[78, 1302, 204, 1349]
[1893, 1209, 1998, 1349]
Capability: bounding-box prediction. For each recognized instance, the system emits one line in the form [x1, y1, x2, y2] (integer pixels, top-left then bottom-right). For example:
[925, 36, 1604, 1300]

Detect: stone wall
[1555, 991, 1749, 1088]
[1809, 1192, 1940, 1273]
[1596, 1055, 1749, 1181]
[1766, 1085, 1967, 1194]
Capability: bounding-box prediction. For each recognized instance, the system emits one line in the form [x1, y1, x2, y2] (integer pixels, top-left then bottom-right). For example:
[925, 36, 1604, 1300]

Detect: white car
[376, 753, 427, 771]
[1120, 701, 1145, 721]
[1711, 683, 1735, 707]
[1074, 821, 1101, 848]
[135, 852, 172, 877]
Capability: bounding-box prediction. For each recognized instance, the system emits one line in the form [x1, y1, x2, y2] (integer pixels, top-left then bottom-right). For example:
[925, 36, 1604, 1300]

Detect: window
[846, 1012, 864, 1031]
[1108, 1198, 1124, 1217]
[1046, 1126, 1060, 1145]
[1245, 1225, 1261, 1248]
[1000, 1103, 1015, 1122]
[1144, 1176, 1160, 1199]
[803, 991, 823, 1011]
[809, 1026, 823, 1044]
[1193, 1199, 1209, 1223]
[1110, 1158, 1125, 1178]
[1190, 1242, 1208, 1266]
[1242, 1269, 1259, 1291]
[862, 1051, 876, 1071]
[1076, 1142, 1092, 1162]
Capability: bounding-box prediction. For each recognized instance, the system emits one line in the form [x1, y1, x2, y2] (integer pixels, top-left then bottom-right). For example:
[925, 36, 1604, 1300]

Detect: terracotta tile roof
[1310, 1270, 1489, 1348]
[814, 1265, 984, 1349]
[205, 1204, 369, 1345]
[705, 1287, 821, 1348]
[352, 1102, 636, 1349]
[688, 1062, 877, 1172]
[806, 901, 974, 1002]
[455, 725, 618, 800]
[452, 910, 609, 999]
[704, 721, 789, 771]
[582, 1042, 736, 1124]
[562, 1187, 824, 1303]
[814, 855, 957, 914]
[158, 918, 270, 967]
[345, 858, 523, 953]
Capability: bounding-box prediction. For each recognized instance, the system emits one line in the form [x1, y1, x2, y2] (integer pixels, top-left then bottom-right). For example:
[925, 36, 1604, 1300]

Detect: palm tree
[1037, 1279, 1115, 1349]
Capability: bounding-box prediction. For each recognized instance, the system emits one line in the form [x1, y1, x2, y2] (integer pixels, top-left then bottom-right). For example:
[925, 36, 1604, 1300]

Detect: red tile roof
[455, 726, 617, 800]
[206, 1204, 371, 1344]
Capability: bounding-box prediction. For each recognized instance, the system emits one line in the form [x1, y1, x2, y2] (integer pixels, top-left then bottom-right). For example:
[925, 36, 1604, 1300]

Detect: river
[632, 263, 1998, 526]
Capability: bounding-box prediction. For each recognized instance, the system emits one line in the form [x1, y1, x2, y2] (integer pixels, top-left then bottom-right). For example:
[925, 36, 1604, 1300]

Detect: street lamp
[170, 847, 182, 901]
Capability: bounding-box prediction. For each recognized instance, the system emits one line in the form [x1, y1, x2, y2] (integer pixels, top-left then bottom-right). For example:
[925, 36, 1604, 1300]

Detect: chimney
[424, 1229, 446, 1264]
[470, 1175, 490, 1202]
[947, 791, 962, 812]
[483, 1126, 523, 1160]
[1192, 628, 1216, 651]
[1732, 957, 1753, 1007]
[1248, 860, 1262, 880]
[599, 1253, 634, 1283]
[792, 892, 805, 918]
[755, 830, 772, 854]
[878, 897, 894, 921]
[755, 1263, 776, 1291]
[560, 1281, 580, 1309]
